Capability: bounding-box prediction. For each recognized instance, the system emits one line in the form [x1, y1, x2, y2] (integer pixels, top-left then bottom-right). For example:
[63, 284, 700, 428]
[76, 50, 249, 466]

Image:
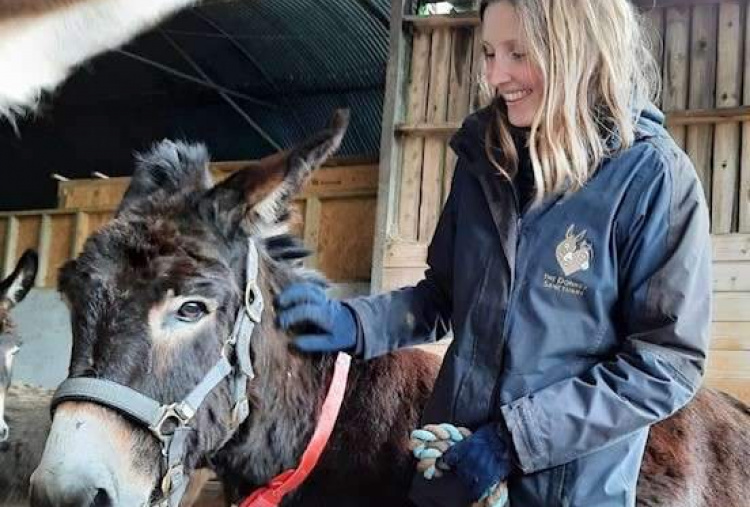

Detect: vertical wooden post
[36, 214, 52, 288]
[419, 28, 451, 241]
[371, 0, 409, 292]
[643, 7, 665, 108]
[71, 211, 90, 258]
[303, 197, 322, 269]
[663, 7, 690, 148]
[712, 2, 743, 234]
[398, 30, 431, 241]
[686, 4, 718, 205]
[740, 0, 750, 233]
[2, 217, 18, 279]
[443, 26, 474, 202]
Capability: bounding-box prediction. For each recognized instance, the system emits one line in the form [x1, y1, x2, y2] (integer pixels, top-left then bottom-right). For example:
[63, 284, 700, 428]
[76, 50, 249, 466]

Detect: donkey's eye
[176, 301, 209, 322]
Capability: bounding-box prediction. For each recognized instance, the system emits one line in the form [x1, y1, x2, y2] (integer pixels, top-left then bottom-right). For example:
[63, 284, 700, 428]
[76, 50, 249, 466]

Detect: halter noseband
[51, 238, 263, 507]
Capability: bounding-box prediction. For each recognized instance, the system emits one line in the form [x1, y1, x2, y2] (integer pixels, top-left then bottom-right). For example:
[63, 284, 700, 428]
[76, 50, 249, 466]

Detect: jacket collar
[449, 102, 666, 178]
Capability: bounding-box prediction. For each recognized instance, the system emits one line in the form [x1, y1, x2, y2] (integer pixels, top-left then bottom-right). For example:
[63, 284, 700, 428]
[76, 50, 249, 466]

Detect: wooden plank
[71, 212, 90, 258]
[663, 6, 691, 148]
[44, 215, 76, 287]
[35, 215, 52, 289]
[741, 1, 750, 233]
[57, 177, 129, 210]
[296, 164, 379, 199]
[686, 4, 718, 204]
[706, 350, 750, 379]
[398, 30, 432, 241]
[384, 241, 429, 268]
[2, 217, 18, 279]
[711, 2, 743, 233]
[668, 105, 750, 125]
[711, 322, 750, 351]
[396, 122, 463, 136]
[643, 7, 665, 105]
[444, 26, 474, 202]
[420, 28, 451, 242]
[85, 211, 115, 237]
[317, 197, 377, 282]
[302, 197, 322, 269]
[713, 261, 750, 291]
[15, 217, 41, 264]
[396, 108, 750, 137]
[371, 0, 411, 292]
[713, 233, 750, 260]
[713, 292, 750, 321]
[468, 26, 485, 113]
[381, 266, 426, 291]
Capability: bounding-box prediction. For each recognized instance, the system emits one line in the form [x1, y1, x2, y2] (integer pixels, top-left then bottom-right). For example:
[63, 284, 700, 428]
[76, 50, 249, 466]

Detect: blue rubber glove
[440, 423, 513, 502]
[275, 282, 358, 353]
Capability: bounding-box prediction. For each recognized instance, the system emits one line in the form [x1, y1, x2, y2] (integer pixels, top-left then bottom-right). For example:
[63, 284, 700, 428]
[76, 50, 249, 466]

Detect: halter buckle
[149, 403, 194, 441]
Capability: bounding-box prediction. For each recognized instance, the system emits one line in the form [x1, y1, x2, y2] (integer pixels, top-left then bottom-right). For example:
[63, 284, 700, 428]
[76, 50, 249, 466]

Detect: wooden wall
[0, 159, 378, 287]
[375, 0, 750, 402]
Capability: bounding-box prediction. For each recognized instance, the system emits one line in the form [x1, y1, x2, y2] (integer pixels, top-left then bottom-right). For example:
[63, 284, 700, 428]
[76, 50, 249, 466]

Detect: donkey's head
[30, 111, 348, 507]
[0, 249, 38, 442]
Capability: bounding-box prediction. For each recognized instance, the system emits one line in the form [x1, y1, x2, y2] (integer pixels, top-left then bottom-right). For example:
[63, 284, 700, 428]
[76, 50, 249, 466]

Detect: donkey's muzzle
[30, 467, 115, 507]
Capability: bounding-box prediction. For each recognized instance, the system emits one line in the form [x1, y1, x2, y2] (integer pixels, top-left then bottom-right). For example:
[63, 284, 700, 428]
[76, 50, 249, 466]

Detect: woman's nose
[486, 58, 512, 88]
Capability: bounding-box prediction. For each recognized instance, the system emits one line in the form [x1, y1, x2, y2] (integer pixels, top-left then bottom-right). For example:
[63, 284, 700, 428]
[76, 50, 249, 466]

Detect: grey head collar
[51, 238, 263, 507]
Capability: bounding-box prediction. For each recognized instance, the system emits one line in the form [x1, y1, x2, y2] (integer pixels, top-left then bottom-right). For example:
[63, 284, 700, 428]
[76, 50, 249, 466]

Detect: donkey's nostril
[90, 488, 113, 507]
[0, 424, 8, 442]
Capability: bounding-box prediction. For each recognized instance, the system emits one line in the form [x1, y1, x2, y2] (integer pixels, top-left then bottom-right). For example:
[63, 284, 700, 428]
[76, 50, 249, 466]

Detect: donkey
[0, 249, 38, 441]
[0, 0, 199, 121]
[28, 111, 750, 507]
[29, 111, 441, 507]
[0, 250, 51, 505]
[0, 249, 210, 506]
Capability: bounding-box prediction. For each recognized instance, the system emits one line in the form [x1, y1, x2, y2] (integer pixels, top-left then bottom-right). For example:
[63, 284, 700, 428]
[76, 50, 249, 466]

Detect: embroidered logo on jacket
[555, 225, 593, 276]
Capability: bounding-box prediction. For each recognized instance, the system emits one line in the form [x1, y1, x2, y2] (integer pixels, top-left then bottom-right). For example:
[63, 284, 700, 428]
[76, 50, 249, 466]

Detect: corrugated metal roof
[58, 0, 391, 158]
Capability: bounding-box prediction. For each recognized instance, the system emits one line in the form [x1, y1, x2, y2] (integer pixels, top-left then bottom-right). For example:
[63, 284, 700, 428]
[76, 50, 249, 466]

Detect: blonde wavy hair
[479, 0, 660, 201]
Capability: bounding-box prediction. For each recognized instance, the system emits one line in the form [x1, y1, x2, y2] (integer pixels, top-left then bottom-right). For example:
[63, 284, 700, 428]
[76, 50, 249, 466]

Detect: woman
[275, 1, 712, 505]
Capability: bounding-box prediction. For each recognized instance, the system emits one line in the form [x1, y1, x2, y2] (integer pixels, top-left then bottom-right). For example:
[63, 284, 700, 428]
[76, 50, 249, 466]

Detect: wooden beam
[662, 6, 691, 147]
[713, 261, 750, 291]
[36, 215, 51, 288]
[395, 107, 750, 139]
[712, 2, 743, 233]
[712, 322, 750, 351]
[71, 212, 90, 258]
[395, 122, 462, 136]
[713, 234, 750, 261]
[713, 292, 750, 321]
[371, 0, 410, 292]
[685, 4, 718, 206]
[303, 198, 322, 269]
[2, 216, 18, 278]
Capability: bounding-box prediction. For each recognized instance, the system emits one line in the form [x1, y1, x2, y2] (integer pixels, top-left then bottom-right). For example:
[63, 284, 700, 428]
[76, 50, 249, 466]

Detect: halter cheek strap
[51, 238, 263, 507]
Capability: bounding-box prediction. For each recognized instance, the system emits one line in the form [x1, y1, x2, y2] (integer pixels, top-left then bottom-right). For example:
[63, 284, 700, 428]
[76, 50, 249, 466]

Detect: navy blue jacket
[347, 105, 712, 506]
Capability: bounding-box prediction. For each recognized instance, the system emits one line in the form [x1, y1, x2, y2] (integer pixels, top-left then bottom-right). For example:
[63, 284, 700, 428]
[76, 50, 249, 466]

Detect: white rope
[409, 423, 509, 507]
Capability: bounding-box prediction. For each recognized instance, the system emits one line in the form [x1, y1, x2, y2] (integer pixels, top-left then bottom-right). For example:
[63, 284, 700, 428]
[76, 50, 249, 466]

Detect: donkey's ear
[117, 140, 213, 215]
[208, 110, 349, 230]
[0, 250, 38, 311]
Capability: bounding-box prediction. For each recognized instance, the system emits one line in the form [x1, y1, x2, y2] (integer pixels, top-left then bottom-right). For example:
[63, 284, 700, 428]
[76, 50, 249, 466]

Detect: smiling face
[481, 0, 544, 127]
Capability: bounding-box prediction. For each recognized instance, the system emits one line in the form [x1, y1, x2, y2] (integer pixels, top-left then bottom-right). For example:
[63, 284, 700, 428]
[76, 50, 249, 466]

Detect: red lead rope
[238, 352, 352, 507]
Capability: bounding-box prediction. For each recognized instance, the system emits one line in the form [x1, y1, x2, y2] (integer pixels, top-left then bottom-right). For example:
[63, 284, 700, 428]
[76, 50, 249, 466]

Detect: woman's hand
[275, 282, 358, 352]
[440, 423, 513, 502]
